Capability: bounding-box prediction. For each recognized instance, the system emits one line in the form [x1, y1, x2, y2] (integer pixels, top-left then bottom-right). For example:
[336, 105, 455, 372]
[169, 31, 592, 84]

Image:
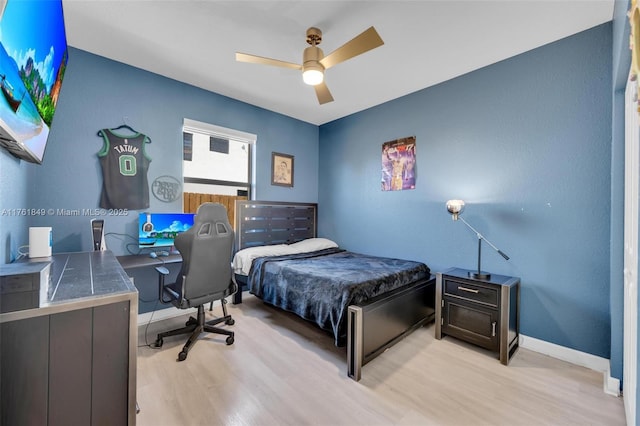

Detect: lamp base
[469, 271, 491, 280]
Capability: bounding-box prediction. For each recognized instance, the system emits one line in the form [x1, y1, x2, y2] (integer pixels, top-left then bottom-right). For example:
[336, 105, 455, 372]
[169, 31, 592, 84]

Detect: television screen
[138, 212, 195, 249]
[0, 0, 68, 164]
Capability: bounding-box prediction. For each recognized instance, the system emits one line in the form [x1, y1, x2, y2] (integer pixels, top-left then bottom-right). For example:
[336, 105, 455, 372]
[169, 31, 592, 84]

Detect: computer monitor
[138, 212, 195, 249]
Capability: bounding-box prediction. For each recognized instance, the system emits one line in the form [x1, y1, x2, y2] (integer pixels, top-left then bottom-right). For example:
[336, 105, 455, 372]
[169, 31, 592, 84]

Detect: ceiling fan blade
[320, 26, 384, 70]
[314, 82, 334, 104]
[236, 52, 301, 70]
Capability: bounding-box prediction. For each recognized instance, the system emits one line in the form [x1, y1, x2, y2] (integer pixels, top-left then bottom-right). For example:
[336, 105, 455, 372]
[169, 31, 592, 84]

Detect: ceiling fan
[236, 26, 384, 105]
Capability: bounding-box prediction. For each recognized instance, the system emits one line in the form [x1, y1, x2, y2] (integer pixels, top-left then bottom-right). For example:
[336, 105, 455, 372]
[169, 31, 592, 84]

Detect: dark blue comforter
[247, 248, 430, 346]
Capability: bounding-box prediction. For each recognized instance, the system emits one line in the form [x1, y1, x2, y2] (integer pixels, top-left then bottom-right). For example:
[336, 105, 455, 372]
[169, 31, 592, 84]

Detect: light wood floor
[136, 294, 626, 426]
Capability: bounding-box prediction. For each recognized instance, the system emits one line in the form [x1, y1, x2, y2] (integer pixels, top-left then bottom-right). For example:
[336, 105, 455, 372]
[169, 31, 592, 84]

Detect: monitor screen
[138, 212, 195, 249]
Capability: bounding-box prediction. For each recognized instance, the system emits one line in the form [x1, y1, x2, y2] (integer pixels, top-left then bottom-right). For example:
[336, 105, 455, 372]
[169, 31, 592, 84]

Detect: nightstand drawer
[443, 278, 498, 307]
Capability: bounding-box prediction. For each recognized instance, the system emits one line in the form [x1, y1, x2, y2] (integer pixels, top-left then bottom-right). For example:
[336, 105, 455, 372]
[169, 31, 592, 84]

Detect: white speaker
[29, 227, 52, 258]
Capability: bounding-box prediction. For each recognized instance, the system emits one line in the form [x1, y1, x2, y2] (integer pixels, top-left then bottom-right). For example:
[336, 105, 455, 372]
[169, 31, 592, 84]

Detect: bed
[233, 200, 435, 380]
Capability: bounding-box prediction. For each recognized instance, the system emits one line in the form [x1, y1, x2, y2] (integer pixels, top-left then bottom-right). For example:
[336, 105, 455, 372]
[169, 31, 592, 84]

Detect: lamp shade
[446, 199, 465, 220]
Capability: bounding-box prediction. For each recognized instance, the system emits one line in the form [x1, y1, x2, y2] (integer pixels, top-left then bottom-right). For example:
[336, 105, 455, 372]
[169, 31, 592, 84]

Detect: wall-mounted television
[0, 0, 68, 164]
[138, 212, 196, 249]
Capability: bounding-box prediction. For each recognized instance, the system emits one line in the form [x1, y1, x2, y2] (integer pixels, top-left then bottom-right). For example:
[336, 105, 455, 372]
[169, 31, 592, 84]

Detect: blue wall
[0, 147, 29, 263]
[0, 47, 318, 260]
[318, 24, 613, 359]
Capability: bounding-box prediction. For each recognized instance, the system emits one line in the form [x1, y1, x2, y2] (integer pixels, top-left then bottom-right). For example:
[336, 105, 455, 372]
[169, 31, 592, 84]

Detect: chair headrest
[195, 203, 230, 226]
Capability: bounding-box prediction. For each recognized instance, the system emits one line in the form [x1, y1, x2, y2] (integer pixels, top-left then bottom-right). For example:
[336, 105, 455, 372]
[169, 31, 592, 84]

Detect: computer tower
[91, 219, 106, 251]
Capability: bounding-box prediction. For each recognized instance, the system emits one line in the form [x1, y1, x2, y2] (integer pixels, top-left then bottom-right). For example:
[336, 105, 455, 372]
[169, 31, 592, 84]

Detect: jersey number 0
[119, 155, 137, 176]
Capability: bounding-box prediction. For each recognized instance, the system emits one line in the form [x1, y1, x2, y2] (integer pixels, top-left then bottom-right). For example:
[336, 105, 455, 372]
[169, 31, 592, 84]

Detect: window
[183, 132, 193, 161]
[182, 118, 256, 198]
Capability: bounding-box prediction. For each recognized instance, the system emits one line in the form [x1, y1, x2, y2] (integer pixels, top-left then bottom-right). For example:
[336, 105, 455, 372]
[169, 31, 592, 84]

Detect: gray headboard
[235, 200, 317, 251]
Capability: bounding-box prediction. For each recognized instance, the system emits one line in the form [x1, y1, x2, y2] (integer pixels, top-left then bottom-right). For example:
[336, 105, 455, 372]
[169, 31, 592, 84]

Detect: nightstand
[435, 267, 520, 365]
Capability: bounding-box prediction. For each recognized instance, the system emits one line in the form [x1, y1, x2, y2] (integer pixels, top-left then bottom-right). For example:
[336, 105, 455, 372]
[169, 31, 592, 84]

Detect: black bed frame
[234, 200, 436, 381]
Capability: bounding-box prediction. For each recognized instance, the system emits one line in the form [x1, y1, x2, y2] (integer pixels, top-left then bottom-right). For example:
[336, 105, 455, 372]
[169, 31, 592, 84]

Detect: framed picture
[271, 152, 294, 187]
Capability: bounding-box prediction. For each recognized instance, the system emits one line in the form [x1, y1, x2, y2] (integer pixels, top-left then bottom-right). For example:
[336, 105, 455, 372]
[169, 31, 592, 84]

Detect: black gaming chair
[154, 202, 236, 361]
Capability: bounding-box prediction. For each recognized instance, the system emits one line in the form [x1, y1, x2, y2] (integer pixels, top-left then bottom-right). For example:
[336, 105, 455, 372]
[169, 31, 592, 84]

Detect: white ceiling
[62, 1, 614, 126]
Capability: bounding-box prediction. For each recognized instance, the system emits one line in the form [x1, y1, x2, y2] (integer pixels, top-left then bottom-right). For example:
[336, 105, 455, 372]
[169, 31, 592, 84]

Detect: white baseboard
[520, 334, 620, 396]
[605, 371, 622, 397]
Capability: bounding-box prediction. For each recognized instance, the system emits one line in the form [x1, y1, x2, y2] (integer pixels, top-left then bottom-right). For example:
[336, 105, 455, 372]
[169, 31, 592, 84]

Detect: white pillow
[232, 238, 339, 276]
[288, 238, 338, 252]
[232, 244, 291, 276]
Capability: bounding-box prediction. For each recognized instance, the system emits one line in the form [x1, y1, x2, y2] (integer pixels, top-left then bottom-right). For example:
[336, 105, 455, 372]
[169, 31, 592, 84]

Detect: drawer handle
[458, 286, 479, 294]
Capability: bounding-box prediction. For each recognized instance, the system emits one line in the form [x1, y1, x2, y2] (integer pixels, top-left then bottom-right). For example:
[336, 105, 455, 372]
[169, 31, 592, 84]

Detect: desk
[117, 253, 183, 314]
[117, 253, 245, 307]
[0, 251, 138, 425]
[117, 253, 182, 270]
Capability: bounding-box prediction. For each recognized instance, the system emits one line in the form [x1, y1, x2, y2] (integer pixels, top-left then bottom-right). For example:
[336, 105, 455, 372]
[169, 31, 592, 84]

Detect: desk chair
[154, 202, 236, 361]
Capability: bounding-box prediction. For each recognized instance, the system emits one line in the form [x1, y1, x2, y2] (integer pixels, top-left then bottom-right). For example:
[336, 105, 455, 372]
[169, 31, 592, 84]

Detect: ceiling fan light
[302, 45, 325, 86]
[303, 68, 324, 85]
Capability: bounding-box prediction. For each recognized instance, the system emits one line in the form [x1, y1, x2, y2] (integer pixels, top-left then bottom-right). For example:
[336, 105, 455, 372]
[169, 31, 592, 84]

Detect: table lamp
[446, 199, 510, 280]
